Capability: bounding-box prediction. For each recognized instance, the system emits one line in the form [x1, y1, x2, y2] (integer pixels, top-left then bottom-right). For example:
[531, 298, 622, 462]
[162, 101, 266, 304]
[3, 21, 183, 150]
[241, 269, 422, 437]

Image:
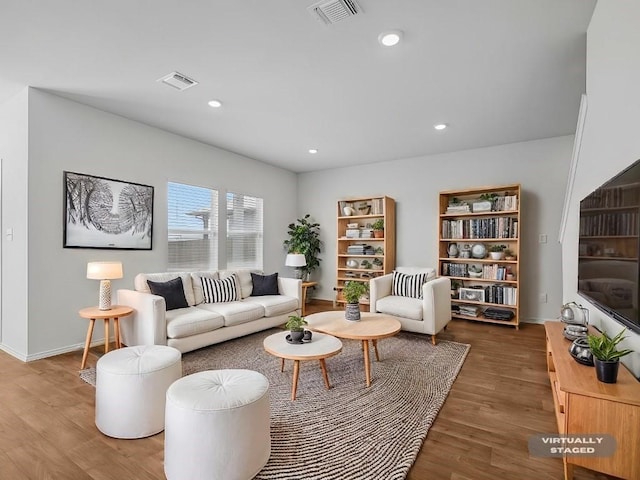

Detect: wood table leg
[103, 319, 110, 354]
[363, 340, 371, 387]
[319, 358, 331, 389]
[291, 360, 300, 400]
[81, 318, 96, 370]
[372, 339, 380, 361]
[114, 317, 121, 348]
[280, 357, 285, 372]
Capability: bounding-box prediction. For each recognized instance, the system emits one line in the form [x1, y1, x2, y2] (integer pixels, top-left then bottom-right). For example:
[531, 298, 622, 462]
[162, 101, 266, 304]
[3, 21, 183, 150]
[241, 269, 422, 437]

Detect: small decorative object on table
[342, 281, 369, 321]
[285, 315, 308, 343]
[587, 329, 633, 384]
[560, 301, 589, 340]
[358, 202, 371, 215]
[448, 243, 459, 258]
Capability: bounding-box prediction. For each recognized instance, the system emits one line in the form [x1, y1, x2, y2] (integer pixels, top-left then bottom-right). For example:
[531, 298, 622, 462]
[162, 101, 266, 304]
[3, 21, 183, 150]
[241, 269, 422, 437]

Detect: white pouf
[164, 369, 271, 480]
[95, 345, 182, 439]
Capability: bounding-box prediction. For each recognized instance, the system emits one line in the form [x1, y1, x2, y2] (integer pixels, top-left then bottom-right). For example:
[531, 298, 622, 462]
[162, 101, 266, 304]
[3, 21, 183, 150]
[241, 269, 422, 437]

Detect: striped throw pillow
[201, 274, 238, 303]
[392, 271, 428, 299]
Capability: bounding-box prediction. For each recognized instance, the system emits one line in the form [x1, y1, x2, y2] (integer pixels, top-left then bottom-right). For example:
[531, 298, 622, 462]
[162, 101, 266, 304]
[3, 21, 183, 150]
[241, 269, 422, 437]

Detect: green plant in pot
[587, 328, 633, 383]
[283, 214, 322, 280]
[342, 281, 369, 321]
[489, 244, 506, 260]
[285, 314, 308, 343]
[450, 280, 461, 299]
[372, 218, 384, 238]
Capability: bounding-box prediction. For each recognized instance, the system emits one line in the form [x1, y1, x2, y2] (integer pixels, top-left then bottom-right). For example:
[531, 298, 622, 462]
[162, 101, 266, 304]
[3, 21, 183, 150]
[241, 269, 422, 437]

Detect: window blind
[167, 182, 219, 271]
[226, 192, 263, 270]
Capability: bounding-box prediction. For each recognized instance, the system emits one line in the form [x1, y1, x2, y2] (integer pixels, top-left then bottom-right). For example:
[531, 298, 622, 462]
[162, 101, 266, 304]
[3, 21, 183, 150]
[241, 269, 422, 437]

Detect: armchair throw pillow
[147, 277, 189, 311]
[392, 271, 428, 299]
[250, 272, 279, 296]
[201, 274, 238, 303]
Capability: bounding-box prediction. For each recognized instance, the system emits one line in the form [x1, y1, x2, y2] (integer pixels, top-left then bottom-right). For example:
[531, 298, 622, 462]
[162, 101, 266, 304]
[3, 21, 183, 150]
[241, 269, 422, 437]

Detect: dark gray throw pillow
[147, 277, 189, 310]
[251, 272, 279, 296]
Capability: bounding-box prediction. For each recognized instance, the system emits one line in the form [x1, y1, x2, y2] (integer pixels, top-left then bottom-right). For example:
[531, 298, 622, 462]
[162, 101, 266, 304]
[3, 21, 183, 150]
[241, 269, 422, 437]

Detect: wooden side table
[79, 305, 133, 369]
[301, 281, 318, 316]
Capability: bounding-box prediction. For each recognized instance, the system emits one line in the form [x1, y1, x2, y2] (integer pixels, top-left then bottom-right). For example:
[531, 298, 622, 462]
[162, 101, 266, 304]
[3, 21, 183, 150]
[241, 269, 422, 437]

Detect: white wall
[562, 0, 640, 377]
[0, 88, 29, 358]
[2, 88, 297, 360]
[299, 136, 574, 323]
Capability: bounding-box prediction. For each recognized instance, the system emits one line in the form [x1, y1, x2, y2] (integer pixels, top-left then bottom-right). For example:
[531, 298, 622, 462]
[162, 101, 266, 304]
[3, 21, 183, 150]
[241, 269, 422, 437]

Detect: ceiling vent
[308, 0, 363, 25]
[157, 71, 199, 91]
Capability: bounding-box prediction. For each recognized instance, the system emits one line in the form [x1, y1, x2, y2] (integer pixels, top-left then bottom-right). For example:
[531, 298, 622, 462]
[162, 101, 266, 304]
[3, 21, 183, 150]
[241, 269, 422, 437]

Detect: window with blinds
[167, 182, 219, 271]
[226, 192, 263, 270]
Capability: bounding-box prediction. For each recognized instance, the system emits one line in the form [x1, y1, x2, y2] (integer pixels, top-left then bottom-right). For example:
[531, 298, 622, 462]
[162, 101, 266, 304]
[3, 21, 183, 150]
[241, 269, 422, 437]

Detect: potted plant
[504, 248, 516, 261]
[451, 280, 461, 299]
[372, 218, 385, 238]
[283, 214, 322, 280]
[587, 329, 633, 383]
[489, 244, 506, 260]
[361, 259, 373, 270]
[372, 258, 383, 270]
[285, 314, 308, 343]
[468, 264, 483, 278]
[342, 281, 369, 321]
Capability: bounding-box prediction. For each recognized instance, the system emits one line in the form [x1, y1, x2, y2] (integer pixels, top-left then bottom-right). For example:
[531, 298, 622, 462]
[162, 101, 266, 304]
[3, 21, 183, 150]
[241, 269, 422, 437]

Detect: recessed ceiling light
[434, 123, 448, 130]
[308, 148, 318, 154]
[208, 100, 222, 108]
[378, 30, 403, 47]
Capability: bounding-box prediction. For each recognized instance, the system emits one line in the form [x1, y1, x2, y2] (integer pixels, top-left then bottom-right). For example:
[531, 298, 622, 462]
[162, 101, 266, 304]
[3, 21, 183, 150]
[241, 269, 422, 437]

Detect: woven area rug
[79, 328, 469, 480]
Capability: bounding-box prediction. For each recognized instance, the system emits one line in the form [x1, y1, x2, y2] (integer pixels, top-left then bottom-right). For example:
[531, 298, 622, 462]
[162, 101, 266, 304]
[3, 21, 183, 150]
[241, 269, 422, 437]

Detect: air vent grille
[157, 72, 199, 91]
[308, 0, 362, 25]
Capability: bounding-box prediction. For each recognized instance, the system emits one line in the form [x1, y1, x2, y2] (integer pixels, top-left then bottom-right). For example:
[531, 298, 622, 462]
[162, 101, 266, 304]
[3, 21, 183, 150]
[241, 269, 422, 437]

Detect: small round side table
[79, 305, 133, 369]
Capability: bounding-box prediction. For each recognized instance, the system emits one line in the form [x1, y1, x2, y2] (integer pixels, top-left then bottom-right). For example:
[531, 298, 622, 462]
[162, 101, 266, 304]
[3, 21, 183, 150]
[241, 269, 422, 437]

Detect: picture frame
[459, 287, 485, 303]
[63, 171, 154, 250]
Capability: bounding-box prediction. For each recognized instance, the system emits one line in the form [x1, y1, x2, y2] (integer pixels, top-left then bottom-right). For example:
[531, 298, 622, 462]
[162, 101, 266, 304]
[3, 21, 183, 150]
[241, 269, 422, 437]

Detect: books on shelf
[442, 217, 518, 239]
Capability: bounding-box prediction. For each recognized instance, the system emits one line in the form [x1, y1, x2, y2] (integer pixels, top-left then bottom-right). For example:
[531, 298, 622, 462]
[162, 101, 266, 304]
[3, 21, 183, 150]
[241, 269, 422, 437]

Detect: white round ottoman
[95, 345, 182, 439]
[164, 369, 270, 480]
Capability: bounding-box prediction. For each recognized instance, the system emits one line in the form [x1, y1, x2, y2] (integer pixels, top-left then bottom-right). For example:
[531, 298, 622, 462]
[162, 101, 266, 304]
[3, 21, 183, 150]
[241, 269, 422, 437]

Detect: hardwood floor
[0, 301, 619, 480]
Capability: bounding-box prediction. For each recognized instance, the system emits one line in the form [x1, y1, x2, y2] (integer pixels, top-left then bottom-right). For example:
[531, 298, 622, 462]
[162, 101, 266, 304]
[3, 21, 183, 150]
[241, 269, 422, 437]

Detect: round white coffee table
[305, 311, 401, 387]
[263, 331, 342, 400]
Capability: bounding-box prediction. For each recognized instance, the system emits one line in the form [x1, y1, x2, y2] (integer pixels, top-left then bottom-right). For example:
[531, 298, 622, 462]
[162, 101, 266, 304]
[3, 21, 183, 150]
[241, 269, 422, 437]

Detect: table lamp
[285, 253, 306, 280]
[87, 261, 123, 310]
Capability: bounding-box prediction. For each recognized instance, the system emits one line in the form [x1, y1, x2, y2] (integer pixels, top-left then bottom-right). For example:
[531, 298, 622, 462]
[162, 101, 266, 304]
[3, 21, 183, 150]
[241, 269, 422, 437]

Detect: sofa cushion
[191, 271, 220, 305]
[376, 295, 423, 321]
[392, 271, 429, 299]
[251, 273, 279, 296]
[243, 295, 298, 317]
[147, 277, 189, 311]
[196, 301, 265, 327]
[201, 275, 238, 303]
[135, 272, 196, 306]
[220, 269, 257, 299]
[166, 307, 225, 339]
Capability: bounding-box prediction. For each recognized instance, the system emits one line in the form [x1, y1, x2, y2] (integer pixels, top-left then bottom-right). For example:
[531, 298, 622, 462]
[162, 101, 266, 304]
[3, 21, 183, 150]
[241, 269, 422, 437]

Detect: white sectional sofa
[117, 270, 302, 353]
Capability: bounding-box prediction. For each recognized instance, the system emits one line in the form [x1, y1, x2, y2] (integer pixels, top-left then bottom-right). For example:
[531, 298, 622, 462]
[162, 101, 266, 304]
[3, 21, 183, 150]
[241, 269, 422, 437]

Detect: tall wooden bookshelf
[438, 184, 521, 328]
[336, 196, 395, 309]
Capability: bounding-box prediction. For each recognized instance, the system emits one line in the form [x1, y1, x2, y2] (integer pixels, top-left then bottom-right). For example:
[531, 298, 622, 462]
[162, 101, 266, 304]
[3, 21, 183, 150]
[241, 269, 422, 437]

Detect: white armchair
[369, 267, 452, 344]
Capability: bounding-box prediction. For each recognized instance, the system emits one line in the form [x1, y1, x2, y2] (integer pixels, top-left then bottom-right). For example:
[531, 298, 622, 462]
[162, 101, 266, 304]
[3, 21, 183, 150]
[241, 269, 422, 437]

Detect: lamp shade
[87, 261, 123, 280]
[285, 254, 306, 268]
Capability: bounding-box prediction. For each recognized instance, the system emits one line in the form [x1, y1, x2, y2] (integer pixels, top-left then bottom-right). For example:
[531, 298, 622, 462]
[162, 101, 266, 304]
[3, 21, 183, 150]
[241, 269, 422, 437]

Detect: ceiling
[0, 0, 597, 173]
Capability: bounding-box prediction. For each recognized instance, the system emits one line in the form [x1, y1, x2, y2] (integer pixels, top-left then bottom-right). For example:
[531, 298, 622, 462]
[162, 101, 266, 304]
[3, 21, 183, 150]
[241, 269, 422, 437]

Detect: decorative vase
[448, 243, 459, 258]
[345, 303, 361, 321]
[343, 206, 355, 216]
[290, 330, 304, 343]
[594, 358, 620, 383]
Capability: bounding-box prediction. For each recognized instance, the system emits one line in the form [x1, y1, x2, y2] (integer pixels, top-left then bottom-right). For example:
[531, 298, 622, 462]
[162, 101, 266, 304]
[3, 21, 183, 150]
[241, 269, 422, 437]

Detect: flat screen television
[578, 159, 640, 334]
